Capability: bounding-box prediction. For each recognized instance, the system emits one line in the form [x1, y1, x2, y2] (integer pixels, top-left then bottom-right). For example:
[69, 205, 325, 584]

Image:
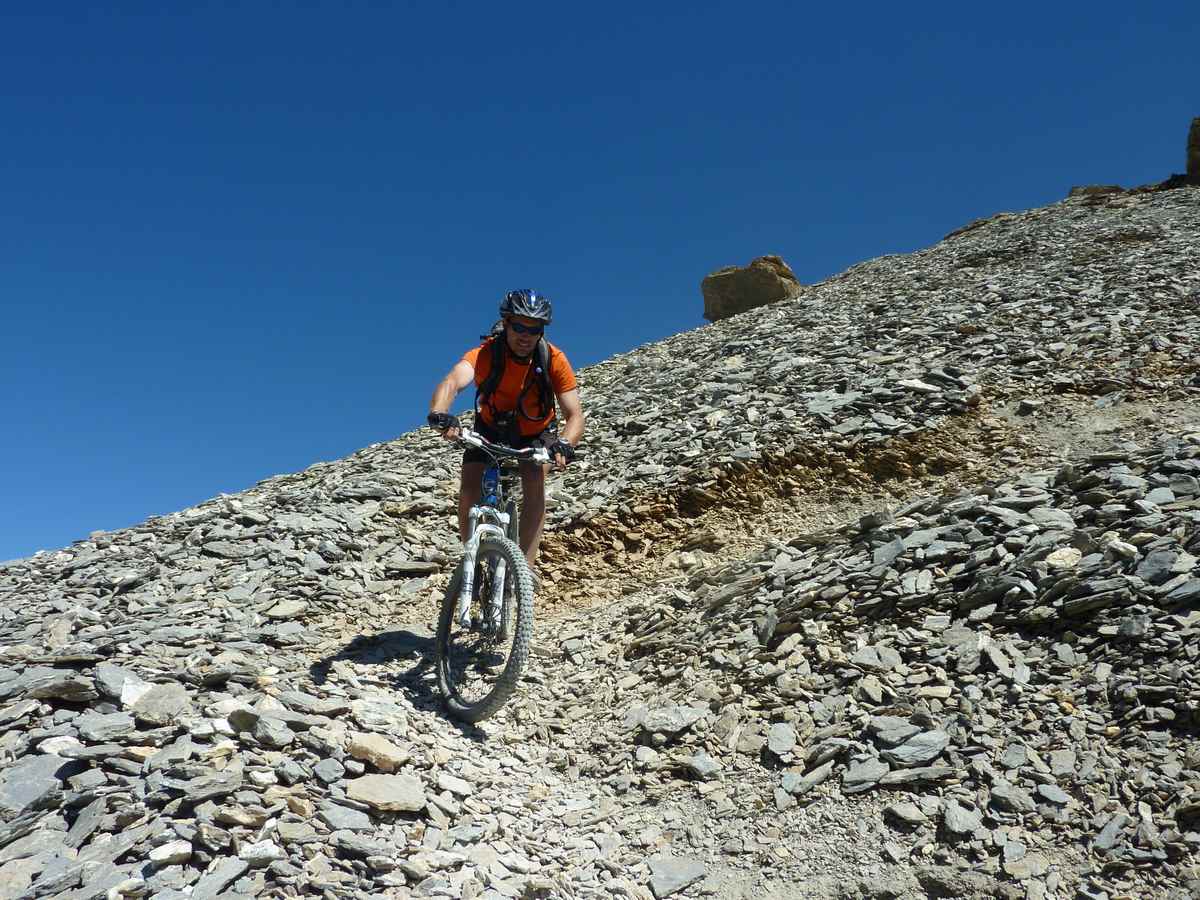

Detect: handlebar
[458, 427, 551, 465]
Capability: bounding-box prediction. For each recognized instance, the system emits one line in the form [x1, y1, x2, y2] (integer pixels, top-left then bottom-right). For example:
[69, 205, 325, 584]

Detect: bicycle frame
[455, 429, 549, 627]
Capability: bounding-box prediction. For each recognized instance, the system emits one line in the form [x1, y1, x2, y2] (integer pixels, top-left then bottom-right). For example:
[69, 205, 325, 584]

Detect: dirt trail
[304, 395, 1200, 653]
[535, 395, 1200, 616]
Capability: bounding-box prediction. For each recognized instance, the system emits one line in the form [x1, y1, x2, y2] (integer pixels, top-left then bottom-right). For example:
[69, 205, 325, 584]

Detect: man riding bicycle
[427, 289, 584, 573]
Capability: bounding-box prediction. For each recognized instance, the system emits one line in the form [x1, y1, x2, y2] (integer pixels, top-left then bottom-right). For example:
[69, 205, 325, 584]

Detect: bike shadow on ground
[307, 627, 492, 743]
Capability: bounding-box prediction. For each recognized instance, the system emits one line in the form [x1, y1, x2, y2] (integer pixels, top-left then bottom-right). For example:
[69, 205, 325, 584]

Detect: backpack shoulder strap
[476, 335, 506, 408]
[532, 338, 556, 422]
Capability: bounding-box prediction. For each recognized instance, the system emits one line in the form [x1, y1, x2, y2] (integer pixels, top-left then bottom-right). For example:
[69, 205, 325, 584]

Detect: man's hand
[427, 412, 461, 441]
[548, 439, 575, 471]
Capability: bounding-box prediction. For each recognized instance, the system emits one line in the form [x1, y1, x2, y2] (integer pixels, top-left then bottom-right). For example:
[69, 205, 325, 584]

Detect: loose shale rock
[1, 184, 1198, 899]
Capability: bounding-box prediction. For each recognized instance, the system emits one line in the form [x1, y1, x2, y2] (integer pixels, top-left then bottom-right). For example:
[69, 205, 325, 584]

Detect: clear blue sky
[2, 3, 1196, 561]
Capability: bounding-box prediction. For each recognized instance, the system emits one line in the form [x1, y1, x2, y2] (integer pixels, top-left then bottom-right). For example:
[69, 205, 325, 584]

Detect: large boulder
[701, 255, 801, 322]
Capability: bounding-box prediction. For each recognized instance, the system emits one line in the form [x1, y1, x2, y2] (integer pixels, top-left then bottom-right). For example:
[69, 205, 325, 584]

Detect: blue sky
[2, 3, 1197, 561]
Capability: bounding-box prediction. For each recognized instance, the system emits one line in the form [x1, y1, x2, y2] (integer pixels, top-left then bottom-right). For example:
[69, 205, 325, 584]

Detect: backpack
[475, 320, 557, 435]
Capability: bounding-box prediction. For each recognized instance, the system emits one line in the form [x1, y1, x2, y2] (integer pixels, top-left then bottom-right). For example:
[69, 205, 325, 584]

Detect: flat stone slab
[75, 711, 135, 742]
[0, 754, 71, 816]
[648, 855, 706, 898]
[639, 704, 705, 735]
[345, 774, 426, 812]
[347, 732, 409, 773]
[131, 682, 192, 725]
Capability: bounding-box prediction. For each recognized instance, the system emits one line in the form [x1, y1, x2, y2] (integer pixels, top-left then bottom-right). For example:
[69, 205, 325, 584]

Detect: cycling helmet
[499, 289, 553, 325]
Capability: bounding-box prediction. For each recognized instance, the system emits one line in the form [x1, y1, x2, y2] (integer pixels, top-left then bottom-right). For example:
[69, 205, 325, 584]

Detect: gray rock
[279, 690, 350, 717]
[640, 704, 705, 735]
[265, 599, 307, 619]
[991, 779, 1037, 814]
[942, 798, 982, 836]
[345, 774, 426, 812]
[317, 802, 373, 832]
[781, 760, 835, 798]
[0, 754, 71, 816]
[349, 696, 409, 733]
[75, 711, 135, 742]
[766, 722, 797, 756]
[63, 797, 105, 849]
[148, 840, 193, 865]
[20, 668, 97, 702]
[1094, 813, 1129, 852]
[1036, 784, 1071, 806]
[880, 730, 950, 767]
[873, 538, 906, 567]
[331, 829, 392, 858]
[1136, 550, 1194, 585]
[871, 718, 922, 747]
[877, 765, 956, 786]
[684, 750, 721, 780]
[843, 757, 890, 794]
[180, 768, 242, 803]
[1003, 851, 1050, 880]
[252, 716, 295, 748]
[131, 682, 192, 725]
[313, 757, 345, 784]
[94, 662, 138, 699]
[192, 857, 250, 900]
[1029, 507, 1075, 529]
[915, 865, 1022, 900]
[238, 840, 285, 866]
[884, 801, 928, 826]
[647, 855, 707, 898]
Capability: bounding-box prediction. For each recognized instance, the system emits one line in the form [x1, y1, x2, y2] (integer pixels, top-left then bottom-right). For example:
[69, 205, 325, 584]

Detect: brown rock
[701, 255, 801, 322]
[347, 732, 410, 772]
[1067, 185, 1123, 198]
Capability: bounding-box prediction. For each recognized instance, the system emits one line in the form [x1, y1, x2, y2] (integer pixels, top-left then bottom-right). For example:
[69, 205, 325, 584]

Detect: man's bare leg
[458, 462, 485, 542]
[518, 461, 546, 568]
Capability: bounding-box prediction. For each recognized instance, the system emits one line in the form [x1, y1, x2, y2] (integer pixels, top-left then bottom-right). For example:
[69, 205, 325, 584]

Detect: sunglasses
[508, 321, 544, 336]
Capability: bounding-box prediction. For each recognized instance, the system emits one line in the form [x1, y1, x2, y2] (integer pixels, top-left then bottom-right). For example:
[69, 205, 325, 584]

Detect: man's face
[505, 316, 544, 358]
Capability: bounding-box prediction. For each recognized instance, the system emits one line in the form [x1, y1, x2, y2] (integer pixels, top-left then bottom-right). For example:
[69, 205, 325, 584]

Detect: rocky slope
[0, 186, 1198, 900]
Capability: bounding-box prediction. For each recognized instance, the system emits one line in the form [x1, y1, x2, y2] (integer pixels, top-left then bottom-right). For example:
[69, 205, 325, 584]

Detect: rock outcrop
[1067, 184, 1123, 198]
[1150, 117, 1200, 191]
[1189, 116, 1200, 180]
[701, 255, 801, 322]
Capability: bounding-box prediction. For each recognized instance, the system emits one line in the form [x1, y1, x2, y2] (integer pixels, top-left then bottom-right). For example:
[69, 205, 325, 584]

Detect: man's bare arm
[556, 389, 585, 447]
[430, 361, 476, 414]
[428, 361, 475, 440]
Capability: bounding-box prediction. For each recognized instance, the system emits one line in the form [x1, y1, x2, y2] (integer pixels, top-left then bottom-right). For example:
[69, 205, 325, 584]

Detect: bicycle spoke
[438, 543, 526, 712]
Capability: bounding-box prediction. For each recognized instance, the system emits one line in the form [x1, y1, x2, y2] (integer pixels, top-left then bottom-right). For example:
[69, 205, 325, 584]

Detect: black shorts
[463, 418, 555, 466]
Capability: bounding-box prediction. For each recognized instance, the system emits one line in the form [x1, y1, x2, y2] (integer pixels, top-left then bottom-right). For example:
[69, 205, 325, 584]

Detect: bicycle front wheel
[436, 535, 534, 722]
[504, 499, 519, 544]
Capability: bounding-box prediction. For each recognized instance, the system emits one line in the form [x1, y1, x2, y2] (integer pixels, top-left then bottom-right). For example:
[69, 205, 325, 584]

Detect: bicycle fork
[457, 509, 512, 629]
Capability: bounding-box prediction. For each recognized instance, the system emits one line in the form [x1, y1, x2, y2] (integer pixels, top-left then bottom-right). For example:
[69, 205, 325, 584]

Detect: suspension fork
[457, 508, 512, 627]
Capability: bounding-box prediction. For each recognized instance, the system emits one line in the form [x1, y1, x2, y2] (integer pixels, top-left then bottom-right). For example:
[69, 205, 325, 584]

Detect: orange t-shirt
[461, 338, 577, 436]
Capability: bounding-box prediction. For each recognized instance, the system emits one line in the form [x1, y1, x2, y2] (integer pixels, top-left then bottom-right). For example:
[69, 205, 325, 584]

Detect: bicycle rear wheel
[436, 535, 534, 722]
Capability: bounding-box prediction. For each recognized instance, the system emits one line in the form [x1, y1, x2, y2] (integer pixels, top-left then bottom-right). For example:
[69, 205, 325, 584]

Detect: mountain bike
[435, 427, 548, 722]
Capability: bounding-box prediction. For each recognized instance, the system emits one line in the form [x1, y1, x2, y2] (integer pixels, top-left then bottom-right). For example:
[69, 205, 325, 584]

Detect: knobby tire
[436, 535, 534, 722]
